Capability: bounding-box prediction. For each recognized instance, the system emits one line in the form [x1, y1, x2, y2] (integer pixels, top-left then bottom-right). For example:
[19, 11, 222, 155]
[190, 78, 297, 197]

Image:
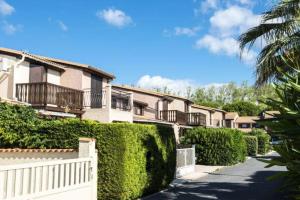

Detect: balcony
[16, 82, 84, 114]
[111, 88, 132, 111]
[83, 89, 106, 108]
[159, 110, 206, 126]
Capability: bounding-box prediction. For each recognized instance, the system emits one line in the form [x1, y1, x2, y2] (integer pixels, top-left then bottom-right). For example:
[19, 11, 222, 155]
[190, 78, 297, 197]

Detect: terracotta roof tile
[0, 149, 77, 153]
[236, 116, 260, 123]
[225, 112, 239, 120]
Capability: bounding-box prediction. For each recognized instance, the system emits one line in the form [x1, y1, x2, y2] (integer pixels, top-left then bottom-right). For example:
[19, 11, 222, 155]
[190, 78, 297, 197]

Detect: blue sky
[0, 0, 270, 95]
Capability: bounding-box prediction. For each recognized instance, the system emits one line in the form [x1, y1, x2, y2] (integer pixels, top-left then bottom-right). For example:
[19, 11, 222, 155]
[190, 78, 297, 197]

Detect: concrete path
[144, 153, 287, 200]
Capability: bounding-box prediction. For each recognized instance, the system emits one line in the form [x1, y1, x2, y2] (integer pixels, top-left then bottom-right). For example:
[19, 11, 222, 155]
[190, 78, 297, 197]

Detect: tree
[191, 82, 277, 109]
[260, 58, 300, 199]
[222, 101, 262, 116]
[239, 0, 300, 86]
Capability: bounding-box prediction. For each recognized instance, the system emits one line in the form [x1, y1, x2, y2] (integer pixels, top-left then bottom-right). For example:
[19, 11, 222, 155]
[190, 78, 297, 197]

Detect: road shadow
[145, 170, 288, 200]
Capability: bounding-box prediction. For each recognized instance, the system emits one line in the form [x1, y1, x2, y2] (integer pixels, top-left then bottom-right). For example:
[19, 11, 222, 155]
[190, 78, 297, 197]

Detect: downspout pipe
[15, 53, 26, 68]
[0, 53, 25, 82]
[11, 53, 26, 100]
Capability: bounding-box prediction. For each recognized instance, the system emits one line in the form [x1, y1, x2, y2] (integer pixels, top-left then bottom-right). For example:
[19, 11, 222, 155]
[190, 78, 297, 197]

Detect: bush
[37, 119, 176, 199]
[181, 127, 246, 165]
[249, 129, 270, 154]
[243, 135, 258, 156]
[0, 103, 176, 200]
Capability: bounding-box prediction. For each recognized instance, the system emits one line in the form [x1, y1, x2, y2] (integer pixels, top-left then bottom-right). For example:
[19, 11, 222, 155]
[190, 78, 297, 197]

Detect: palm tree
[239, 0, 300, 86]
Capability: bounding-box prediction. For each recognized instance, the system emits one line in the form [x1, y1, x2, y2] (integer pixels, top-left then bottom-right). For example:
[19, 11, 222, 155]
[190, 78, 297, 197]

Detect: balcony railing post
[43, 82, 47, 106]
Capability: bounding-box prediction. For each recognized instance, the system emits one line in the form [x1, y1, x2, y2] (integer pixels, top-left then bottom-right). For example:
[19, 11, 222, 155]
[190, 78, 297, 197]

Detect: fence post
[78, 138, 98, 200]
[192, 145, 196, 165]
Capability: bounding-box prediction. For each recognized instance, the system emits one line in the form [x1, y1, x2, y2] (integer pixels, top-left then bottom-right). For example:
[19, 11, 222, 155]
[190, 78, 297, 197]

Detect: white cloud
[2, 21, 21, 35]
[174, 26, 200, 36]
[238, 0, 253, 6]
[58, 20, 68, 32]
[136, 75, 228, 97]
[210, 5, 260, 37]
[196, 34, 256, 64]
[137, 75, 197, 96]
[200, 0, 219, 13]
[0, 0, 14, 16]
[96, 8, 132, 28]
[164, 26, 200, 37]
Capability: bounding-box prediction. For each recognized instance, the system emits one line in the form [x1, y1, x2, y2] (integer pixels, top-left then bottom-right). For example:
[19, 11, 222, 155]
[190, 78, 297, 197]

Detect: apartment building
[0, 47, 133, 122]
[112, 85, 227, 128]
[0, 47, 233, 134]
[225, 111, 279, 132]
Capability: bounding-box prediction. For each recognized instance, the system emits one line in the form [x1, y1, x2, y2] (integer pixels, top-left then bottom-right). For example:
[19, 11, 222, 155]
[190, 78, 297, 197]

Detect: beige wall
[0, 54, 30, 100]
[60, 67, 83, 90]
[0, 72, 10, 99]
[132, 92, 161, 120]
[212, 111, 225, 127]
[82, 71, 91, 90]
[82, 108, 110, 122]
[169, 98, 185, 112]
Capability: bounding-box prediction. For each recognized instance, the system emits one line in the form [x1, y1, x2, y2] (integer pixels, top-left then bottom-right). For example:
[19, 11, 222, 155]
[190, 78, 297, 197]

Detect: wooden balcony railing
[160, 110, 187, 125]
[159, 110, 206, 126]
[187, 113, 206, 126]
[16, 82, 84, 111]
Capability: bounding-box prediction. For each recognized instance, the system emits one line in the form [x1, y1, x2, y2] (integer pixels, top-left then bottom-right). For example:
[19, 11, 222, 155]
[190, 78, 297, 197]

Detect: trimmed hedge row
[181, 127, 246, 166]
[249, 129, 271, 155]
[0, 103, 176, 200]
[243, 135, 258, 156]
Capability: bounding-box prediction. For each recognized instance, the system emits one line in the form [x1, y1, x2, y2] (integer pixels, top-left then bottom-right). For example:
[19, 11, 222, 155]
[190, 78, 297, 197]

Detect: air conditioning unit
[0, 57, 10, 72]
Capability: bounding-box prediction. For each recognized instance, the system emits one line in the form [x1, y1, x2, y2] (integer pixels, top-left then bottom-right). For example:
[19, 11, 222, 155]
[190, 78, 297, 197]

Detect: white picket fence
[0, 138, 97, 200]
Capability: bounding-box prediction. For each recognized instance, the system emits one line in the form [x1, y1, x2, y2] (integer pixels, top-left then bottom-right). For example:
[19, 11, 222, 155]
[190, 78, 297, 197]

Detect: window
[238, 123, 251, 129]
[112, 97, 117, 109]
[134, 103, 144, 116]
[184, 102, 189, 113]
[111, 95, 131, 111]
[253, 123, 261, 128]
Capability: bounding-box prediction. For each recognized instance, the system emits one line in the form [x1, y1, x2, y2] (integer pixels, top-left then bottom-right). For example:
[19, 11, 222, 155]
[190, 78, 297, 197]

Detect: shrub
[249, 129, 270, 154]
[0, 103, 176, 200]
[36, 119, 176, 199]
[243, 135, 258, 156]
[181, 127, 246, 165]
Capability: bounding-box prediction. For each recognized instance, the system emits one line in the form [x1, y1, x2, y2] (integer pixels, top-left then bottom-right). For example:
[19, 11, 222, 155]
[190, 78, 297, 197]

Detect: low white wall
[0, 151, 78, 165]
[33, 185, 93, 200]
[0, 138, 98, 200]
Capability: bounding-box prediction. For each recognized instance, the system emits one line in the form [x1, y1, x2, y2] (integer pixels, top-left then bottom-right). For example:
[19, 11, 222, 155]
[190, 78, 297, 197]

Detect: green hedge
[243, 135, 258, 156]
[0, 103, 176, 199]
[181, 127, 246, 165]
[249, 129, 271, 155]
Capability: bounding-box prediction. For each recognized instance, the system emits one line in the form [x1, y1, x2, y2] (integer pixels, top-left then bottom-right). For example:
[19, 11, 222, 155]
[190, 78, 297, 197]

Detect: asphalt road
[144, 153, 287, 200]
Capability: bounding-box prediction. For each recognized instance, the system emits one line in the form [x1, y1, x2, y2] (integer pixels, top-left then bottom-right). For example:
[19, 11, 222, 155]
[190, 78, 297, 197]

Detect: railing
[159, 110, 206, 126]
[83, 88, 106, 108]
[16, 82, 84, 111]
[111, 88, 132, 111]
[160, 110, 187, 125]
[187, 113, 206, 126]
[0, 158, 92, 200]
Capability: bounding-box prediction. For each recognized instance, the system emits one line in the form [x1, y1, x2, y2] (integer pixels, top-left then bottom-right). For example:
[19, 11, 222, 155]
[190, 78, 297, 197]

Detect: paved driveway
[144, 153, 287, 200]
